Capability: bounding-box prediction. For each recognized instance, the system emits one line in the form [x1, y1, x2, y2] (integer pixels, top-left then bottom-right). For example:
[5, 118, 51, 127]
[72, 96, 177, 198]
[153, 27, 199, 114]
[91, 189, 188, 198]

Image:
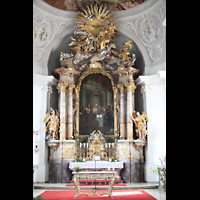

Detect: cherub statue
[131, 110, 149, 139]
[43, 108, 60, 140]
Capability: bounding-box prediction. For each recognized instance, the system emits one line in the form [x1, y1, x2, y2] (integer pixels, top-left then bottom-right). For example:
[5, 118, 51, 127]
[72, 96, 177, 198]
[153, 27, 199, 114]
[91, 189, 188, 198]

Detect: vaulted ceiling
[42, 0, 147, 12]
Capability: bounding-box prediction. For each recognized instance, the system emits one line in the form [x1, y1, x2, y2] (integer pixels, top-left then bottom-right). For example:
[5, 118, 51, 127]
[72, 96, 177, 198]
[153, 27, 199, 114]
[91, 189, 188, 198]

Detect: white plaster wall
[146, 83, 166, 182]
[33, 85, 42, 182]
[149, 84, 166, 166]
[135, 71, 166, 182]
[33, 71, 58, 182]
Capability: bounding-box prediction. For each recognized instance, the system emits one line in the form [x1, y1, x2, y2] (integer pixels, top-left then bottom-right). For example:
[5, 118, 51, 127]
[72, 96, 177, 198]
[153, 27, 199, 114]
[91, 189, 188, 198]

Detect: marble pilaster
[117, 83, 126, 139]
[57, 82, 68, 140]
[66, 84, 75, 140]
[124, 81, 136, 140]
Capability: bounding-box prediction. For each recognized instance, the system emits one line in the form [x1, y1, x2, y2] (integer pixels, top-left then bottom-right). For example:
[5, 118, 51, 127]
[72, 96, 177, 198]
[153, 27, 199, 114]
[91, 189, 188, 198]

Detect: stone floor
[33, 183, 166, 200]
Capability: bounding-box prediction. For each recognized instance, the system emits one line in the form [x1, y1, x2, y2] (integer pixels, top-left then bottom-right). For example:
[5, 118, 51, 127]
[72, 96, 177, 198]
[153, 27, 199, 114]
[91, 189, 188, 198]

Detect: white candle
[80, 143, 81, 147]
[84, 143, 85, 147]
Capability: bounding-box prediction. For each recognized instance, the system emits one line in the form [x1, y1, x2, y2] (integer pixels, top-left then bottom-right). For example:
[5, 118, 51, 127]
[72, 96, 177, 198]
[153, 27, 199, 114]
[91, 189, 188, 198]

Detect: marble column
[67, 83, 75, 140]
[124, 82, 136, 140]
[117, 83, 126, 139]
[57, 82, 68, 140]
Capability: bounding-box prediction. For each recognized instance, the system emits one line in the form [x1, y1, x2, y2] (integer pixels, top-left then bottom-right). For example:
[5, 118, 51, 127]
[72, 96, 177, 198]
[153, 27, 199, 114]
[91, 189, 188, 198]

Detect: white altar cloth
[69, 161, 123, 170]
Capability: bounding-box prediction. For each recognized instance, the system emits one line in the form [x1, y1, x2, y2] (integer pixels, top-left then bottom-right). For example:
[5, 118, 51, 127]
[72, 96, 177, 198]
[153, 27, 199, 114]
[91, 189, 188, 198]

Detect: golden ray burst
[74, 4, 118, 37]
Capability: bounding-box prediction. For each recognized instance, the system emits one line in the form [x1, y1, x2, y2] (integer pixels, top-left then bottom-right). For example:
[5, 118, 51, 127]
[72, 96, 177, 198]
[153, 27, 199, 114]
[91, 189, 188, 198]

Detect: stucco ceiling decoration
[42, 0, 147, 12]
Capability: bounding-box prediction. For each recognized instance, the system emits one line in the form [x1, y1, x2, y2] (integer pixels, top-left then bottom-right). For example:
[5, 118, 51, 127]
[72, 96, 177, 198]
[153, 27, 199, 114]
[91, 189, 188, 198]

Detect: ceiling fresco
[42, 0, 147, 12]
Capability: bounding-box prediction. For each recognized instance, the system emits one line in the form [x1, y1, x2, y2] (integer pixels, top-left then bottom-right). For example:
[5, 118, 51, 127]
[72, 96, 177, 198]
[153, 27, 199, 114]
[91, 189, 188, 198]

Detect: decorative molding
[141, 85, 152, 94]
[124, 9, 165, 64]
[33, 70, 58, 86]
[47, 86, 52, 100]
[135, 71, 166, 93]
[33, 14, 68, 62]
[113, 0, 162, 19]
[33, 0, 77, 19]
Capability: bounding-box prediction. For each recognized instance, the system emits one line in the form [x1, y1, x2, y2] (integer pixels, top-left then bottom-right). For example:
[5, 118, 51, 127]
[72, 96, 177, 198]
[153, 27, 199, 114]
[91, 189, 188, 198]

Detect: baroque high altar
[44, 4, 149, 183]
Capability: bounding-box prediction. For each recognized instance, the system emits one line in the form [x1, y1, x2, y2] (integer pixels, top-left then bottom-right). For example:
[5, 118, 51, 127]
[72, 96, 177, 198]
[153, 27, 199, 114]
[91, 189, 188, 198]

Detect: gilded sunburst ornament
[73, 4, 118, 51]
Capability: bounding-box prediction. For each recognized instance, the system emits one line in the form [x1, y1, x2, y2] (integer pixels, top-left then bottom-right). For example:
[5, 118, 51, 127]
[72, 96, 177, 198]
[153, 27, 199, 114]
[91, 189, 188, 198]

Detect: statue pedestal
[117, 139, 146, 183]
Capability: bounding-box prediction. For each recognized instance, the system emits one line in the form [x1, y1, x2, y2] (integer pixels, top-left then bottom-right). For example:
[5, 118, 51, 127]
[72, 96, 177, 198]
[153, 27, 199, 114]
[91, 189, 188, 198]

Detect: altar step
[69, 179, 124, 185]
[34, 182, 159, 190]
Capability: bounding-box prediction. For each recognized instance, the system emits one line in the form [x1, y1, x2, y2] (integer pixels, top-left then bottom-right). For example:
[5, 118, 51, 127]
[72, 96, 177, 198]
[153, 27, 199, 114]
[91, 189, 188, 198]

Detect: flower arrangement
[73, 166, 83, 172]
[111, 157, 117, 162]
[151, 156, 166, 192]
[75, 158, 85, 162]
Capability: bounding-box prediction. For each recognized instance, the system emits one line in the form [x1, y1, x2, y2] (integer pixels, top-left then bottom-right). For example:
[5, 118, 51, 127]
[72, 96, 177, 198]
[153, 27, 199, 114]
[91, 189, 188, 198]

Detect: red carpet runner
[65, 184, 127, 187]
[38, 190, 157, 200]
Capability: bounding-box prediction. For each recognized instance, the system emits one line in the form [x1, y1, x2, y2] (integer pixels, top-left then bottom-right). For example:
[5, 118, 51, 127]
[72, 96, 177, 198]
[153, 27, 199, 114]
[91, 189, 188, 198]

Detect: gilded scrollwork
[56, 82, 68, 93]
[124, 81, 136, 93]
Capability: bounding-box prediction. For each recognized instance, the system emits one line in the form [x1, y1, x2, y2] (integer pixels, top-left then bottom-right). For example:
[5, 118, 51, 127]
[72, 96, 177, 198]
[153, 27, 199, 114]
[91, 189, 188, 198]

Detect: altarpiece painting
[79, 74, 114, 135]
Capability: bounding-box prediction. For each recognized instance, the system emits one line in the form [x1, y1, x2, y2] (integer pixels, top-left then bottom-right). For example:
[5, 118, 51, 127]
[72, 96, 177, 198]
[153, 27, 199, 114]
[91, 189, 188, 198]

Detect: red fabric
[70, 180, 123, 182]
[38, 190, 157, 200]
[65, 184, 127, 187]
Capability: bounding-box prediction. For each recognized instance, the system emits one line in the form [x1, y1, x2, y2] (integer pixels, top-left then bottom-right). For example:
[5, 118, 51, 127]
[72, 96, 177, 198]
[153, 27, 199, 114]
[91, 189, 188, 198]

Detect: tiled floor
[33, 183, 166, 200]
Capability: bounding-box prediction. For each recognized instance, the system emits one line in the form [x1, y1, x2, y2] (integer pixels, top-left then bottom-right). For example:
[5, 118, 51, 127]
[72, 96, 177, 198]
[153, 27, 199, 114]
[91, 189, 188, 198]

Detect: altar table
[69, 161, 123, 169]
[72, 171, 116, 199]
[69, 161, 123, 180]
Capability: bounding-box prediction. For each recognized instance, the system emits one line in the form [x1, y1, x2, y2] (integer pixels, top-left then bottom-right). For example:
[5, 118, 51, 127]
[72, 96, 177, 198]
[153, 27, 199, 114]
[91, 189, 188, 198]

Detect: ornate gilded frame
[75, 61, 119, 138]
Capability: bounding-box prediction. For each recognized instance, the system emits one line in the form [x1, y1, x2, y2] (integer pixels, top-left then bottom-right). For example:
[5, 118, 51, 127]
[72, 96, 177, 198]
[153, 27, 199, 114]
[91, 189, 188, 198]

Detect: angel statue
[43, 108, 60, 140]
[131, 110, 149, 139]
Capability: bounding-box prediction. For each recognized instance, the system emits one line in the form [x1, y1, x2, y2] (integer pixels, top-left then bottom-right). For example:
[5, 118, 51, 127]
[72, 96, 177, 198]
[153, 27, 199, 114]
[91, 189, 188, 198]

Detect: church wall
[33, 72, 58, 182]
[146, 83, 166, 182]
[135, 71, 166, 182]
[33, 85, 41, 182]
[149, 84, 166, 165]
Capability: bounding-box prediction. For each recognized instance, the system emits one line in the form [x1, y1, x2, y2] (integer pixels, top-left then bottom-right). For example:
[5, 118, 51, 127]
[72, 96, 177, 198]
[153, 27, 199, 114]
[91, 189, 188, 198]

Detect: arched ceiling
[42, 0, 147, 12]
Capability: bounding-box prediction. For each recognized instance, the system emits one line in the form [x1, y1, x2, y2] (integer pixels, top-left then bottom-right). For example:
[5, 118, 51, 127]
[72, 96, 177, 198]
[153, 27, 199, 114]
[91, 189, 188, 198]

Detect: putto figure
[43, 108, 60, 140]
[132, 111, 149, 139]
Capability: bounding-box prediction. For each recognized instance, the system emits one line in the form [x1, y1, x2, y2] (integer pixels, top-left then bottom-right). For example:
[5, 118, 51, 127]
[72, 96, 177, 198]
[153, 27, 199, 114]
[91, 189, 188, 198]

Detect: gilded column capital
[117, 83, 125, 92]
[57, 82, 68, 93]
[124, 82, 136, 93]
[67, 83, 76, 93]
